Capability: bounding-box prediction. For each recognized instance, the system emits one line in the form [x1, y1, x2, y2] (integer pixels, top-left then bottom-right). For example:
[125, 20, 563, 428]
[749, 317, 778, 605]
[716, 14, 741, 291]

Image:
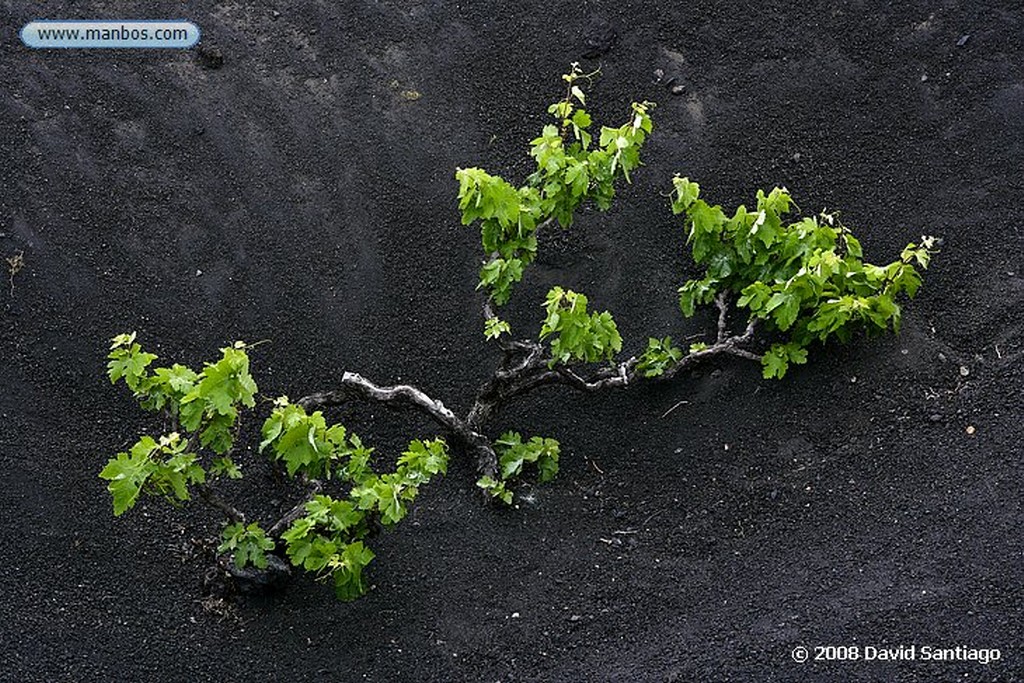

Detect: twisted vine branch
[289, 294, 764, 480]
[298, 372, 499, 479]
[195, 484, 246, 524]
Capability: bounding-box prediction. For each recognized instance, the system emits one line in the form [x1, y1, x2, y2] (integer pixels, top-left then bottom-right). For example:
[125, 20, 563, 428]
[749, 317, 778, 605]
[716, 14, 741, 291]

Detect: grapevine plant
[101, 65, 938, 601]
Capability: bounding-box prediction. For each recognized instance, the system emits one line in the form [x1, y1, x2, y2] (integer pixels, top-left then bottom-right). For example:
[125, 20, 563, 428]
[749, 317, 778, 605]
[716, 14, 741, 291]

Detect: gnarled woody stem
[491, 314, 761, 400]
[295, 295, 764, 479]
[267, 479, 323, 537]
[196, 484, 246, 524]
[297, 372, 499, 479]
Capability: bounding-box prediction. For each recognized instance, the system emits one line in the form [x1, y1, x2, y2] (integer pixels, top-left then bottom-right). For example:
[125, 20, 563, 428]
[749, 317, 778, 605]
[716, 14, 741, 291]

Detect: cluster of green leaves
[349, 438, 448, 525]
[259, 398, 375, 480]
[101, 335, 257, 515]
[456, 64, 653, 316]
[477, 432, 560, 504]
[637, 336, 684, 378]
[484, 317, 512, 340]
[262, 401, 449, 599]
[539, 286, 622, 367]
[670, 177, 938, 378]
[99, 432, 205, 515]
[103, 336, 450, 601]
[219, 522, 275, 570]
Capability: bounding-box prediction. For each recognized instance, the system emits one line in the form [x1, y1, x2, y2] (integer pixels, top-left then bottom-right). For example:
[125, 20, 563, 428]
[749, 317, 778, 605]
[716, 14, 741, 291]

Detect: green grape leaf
[218, 522, 275, 570]
[671, 176, 700, 213]
[493, 432, 560, 487]
[107, 338, 157, 391]
[210, 456, 243, 479]
[484, 317, 512, 340]
[539, 287, 622, 366]
[99, 440, 158, 516]
[762, 346, 790, 379]
[199, 413, 236, 455]
[765, 291, 802, 330]
[571, 108, 592, 129]
[331, 541, 375, 601]
[477, 476, 514, 504]
[737, 282, 772, 312]
[637, 336, 684, 377]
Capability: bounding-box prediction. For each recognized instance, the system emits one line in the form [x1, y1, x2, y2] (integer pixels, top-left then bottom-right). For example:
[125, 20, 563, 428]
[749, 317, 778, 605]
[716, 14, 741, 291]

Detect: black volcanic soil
[1, 1, 1022, 681]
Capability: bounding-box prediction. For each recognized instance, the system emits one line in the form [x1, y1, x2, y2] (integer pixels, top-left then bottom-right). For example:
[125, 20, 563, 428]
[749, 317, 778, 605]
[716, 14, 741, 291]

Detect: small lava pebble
[195, 45, 224, 70]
